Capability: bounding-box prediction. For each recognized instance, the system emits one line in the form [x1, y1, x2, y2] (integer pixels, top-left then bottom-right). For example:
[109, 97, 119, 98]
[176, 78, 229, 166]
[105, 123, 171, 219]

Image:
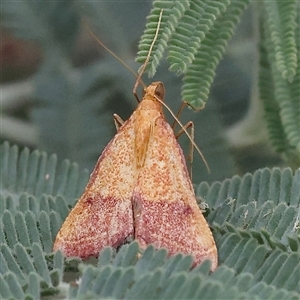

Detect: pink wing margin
[133, 116, 218, 270]
[53, 118, 137, 258]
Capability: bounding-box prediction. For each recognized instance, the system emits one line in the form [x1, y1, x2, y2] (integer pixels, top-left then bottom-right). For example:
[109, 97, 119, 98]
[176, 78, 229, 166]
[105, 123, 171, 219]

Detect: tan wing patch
[53, 119, 137, 257]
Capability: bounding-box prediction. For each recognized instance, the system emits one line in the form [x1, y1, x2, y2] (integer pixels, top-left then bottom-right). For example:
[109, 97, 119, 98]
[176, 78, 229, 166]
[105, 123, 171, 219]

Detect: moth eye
[155, 83, 165, 100]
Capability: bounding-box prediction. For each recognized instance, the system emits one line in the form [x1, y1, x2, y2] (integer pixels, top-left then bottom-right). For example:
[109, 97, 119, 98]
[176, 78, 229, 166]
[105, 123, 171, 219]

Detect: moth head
[154, 82, 165, 101]
[144, 81, 165, 102]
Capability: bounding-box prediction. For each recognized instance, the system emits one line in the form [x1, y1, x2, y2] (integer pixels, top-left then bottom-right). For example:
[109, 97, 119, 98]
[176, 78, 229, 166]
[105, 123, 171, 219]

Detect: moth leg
[170, 101, 194, 179]
[171, 102, 186, 130]
[175, 121, 194, 180]
[113, 114, 125, 131]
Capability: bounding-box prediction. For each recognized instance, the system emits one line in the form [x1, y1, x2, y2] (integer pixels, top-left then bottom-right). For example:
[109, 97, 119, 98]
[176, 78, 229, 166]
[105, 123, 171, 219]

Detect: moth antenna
[171, 102, 186, 129]
[82, 20, 147, 91]
[133, 9, 164, 101]
[155, 95, 211, 173]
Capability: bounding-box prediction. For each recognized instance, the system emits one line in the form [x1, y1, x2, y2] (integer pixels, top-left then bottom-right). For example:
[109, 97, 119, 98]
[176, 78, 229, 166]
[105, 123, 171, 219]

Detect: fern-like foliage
[181, 0, 249, 108]
[259, 3, 300, 164]
[137, 0, 299, 108]
[136, 0, 300, 165]
[259, 27, 290, 155]
[262, 0, 298, 81]
[1, 142, 299, 299]
[168, 0, 231, 73]
[0, 243, 64, 299]
[0, 141, 89, 204]
[137, 0, 249, 109]
[68, 243, 300, 299]
[198, 167, 300, 253]
[197, 167, 300, 208]
[136, 0, 190, 76]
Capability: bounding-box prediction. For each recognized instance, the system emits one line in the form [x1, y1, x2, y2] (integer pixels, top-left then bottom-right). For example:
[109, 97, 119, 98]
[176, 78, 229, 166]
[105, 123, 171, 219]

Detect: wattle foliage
[1, 142, 299, 299]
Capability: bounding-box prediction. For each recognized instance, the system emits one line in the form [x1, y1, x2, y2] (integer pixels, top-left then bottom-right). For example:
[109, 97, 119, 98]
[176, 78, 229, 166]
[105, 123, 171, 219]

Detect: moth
[53, 11, 218, 271]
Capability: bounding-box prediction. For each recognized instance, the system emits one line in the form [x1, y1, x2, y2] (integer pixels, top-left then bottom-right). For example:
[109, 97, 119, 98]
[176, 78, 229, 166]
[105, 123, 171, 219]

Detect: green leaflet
[65, 243, 300, 299]
[197, 167, 300, 251]
[137, 0, 250, 109]
[197, 167, 300, 208]
[0, 141, 89, 204]
[0, 244, 64, 299]
[137, 0, 190, 76]
[137, 0, 299, 123]
[1, 142, 300, 298]
[168, 0, 231, 73]
[259, 3, 300, 163]
[262, 0, 298, 81]
[181, 0, 249, 108]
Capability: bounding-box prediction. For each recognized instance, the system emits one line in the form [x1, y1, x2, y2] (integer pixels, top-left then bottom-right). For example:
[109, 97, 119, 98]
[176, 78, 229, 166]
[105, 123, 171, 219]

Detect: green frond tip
[136, 0, 249, 108]
[262, 0, 298, 81]
[260, 7, 300, 164]
[258, 25, 291, 155]
[181, 0, 249, 109]
[198, 166, 300, 209]
[0, 141, 89, 203]
[136, 0, 190, 77]
[168, 0, 231, 74]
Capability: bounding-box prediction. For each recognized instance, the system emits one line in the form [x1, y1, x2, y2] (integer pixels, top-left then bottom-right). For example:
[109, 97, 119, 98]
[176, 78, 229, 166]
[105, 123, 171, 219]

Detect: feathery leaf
[262, 0, 298, 81]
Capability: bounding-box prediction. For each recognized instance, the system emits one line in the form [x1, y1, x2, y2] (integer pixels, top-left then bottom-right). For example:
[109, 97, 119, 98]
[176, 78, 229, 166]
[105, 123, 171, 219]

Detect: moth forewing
[132, 82, 217, 270]
[53, 118, 136, 257]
